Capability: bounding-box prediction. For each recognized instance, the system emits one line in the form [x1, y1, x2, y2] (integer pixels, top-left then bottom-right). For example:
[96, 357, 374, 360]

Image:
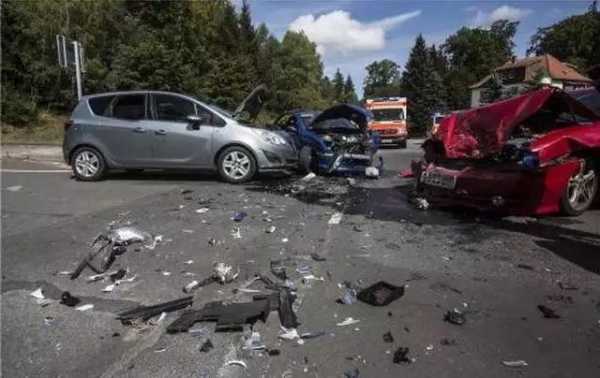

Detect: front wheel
[217, 146, 257, 184]
[71, 147, 107, 181]
[560, 161, 597, 216]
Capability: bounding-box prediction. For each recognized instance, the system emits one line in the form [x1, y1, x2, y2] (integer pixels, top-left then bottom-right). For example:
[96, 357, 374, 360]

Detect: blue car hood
[311, 104, 372, 130]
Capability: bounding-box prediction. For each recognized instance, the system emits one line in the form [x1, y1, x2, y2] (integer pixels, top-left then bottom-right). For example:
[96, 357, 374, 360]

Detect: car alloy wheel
[566, 168, 597, 213]
[222, 150, 251, 180]
[75, 150, 101, 178]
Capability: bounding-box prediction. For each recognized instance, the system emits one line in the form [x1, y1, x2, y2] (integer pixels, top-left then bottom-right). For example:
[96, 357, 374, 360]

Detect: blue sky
[240, 0, 592, 97]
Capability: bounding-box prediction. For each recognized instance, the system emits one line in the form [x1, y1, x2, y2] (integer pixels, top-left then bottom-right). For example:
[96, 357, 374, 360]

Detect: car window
[88, 95, 115, 116]
[154, 94, 197, 122]
[372, 108, 405, 121]
[112, 94, 146, 120]
[197, 103, 225, 127]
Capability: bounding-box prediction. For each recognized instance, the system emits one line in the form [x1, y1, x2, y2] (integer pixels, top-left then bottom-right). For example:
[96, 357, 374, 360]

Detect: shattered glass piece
[243, 331, 265, 350]
[357, 281, 405, 306]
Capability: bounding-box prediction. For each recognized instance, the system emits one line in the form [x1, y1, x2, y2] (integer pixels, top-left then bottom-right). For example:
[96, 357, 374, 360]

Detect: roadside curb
[1, 144, 63, 162]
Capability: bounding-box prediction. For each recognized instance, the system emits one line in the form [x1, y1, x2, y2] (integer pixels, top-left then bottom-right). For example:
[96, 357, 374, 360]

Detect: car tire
[71, 146, 107, 181]
[217, 146, 257, 184]
[559, 160, 598, 216]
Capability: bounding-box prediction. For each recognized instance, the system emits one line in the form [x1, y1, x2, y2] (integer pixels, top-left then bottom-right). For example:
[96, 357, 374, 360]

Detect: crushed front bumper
[317, 152, 377, 175]
[414, 159, 580, 215]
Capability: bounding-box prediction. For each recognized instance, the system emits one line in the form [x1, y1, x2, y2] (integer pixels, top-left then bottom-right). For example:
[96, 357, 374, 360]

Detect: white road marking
[0, 169, 71, 173]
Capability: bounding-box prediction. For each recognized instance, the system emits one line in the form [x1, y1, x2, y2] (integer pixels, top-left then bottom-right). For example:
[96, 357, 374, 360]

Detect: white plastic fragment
[115, 275, 137, 285]
[109, 227, 152, 245]
[281, 238, 288, 243]
[231, 227, 241, 239]
[336, 317, 360, 327]
[502, 360, 528, 367]
[102, 284, 115, 293]
[265, 225, 276, 233]
[301, 172, 316, 182]
[76, 304, 94, 311]
[30, 288, 45, 300]
[195, 208, 210, 214]
[183, 280, 200, 293]
[161, 271, 172, 276]
[184, 260, 194, 265]
[415, 197, 429, 210]
[365, 166, 379, 178]
[328, 212, 343, 225]
[56, 271, 73, 276]
[223, 360, 247, 369]
[213, 263, 239, 284]
[146, 235, 163, 250]
[6, 185, 23, 192]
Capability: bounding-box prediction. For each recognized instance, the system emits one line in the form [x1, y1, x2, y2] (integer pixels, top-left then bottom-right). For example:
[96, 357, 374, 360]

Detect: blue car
[274, 104, 381, 175]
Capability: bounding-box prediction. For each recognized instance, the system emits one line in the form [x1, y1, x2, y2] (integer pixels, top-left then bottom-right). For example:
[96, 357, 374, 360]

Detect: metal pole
[73, 41, 82, 100]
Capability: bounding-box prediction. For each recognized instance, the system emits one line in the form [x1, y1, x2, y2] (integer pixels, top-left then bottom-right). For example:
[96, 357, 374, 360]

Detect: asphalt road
[2, 142, 600, 378]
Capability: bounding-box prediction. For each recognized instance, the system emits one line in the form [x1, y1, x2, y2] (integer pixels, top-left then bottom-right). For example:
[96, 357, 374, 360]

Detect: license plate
[381, 140, 394, 144]
[420, 169, 457, 189]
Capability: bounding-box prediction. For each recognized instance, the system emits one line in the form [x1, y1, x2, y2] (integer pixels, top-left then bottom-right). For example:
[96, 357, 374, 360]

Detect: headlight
[254, 130, 287, 145]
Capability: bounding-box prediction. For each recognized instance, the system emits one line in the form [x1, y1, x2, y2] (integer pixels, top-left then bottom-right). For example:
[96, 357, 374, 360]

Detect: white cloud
[469, 5, 532, 26]
[288, 10, 421, 57]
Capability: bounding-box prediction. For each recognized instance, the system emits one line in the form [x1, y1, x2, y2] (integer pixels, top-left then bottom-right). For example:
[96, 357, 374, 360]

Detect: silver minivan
[63, 86, 298, 183]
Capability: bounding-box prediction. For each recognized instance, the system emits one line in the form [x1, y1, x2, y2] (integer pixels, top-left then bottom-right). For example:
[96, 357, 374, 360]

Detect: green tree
[343, 75, 358, 104]
[442, 20, 518, 109]
[528, 6, 600, 71]
[362, 59, 402, 98]
[332, 69, 345, 103]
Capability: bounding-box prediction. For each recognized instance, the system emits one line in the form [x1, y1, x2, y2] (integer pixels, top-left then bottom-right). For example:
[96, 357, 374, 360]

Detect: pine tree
[343, 75, 358, 104]
[332, 69, 345, 103]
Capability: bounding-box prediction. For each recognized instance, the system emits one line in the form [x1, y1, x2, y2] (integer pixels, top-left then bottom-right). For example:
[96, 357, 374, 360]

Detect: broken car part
[60, 291, 81, 307]
[118, 296, 193, 324]
[357, 281, 405, 306]
[502, 360, 528, 367]
[392, 347, 412, 364]
[537, 304, 560, 319]
[444, 309, 466, 325]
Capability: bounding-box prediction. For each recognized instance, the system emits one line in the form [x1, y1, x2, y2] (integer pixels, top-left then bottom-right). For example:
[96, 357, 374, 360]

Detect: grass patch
[1, 112, 67, 145]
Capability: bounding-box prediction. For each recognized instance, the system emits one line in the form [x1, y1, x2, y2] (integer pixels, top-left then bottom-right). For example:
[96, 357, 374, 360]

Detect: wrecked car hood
[233, 84, 268, 121]
[437, 87, 600, 159]
[311, 104, 372, 130]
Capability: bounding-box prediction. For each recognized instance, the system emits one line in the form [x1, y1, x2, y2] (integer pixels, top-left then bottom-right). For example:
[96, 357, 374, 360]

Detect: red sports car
[414, 87, 600, 216]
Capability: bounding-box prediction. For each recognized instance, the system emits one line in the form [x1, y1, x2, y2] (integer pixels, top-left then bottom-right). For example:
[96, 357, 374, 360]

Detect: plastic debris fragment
[414, 197, 429, 210]
[102, 284, 115, 293]
[223, 360, 247, 369]
[393, 347, 412, 364]
[328, 212, 343, 225]
[310, 253, 326, 262]
[196, 208, 210, 214]
[502, 360, 528, 367]
[383, 331, 394, 343]
[233, 211, 248, 222]
[444, 309, 466, 325]
[199, 339, 214, 352]
[357, 281, 405, 306]
[243, 331, 265, 350]
[30, 288, 44, 300]
[301, 172, 316, 182]
[213, 263, 239, 284]
[337, 317, 360, 327]
[537, 304, 560, 319]
[266, 225, 276, 233]
[231, 228, 241, 239]
[365, 166, 379, 178]
[76, 304, 94, 311]
[184, 280, 200, 293]
[60, 291, 81, 307]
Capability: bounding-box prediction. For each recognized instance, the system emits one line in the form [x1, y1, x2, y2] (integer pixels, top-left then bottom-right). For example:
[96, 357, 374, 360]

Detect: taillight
[64, 120, 74, 132]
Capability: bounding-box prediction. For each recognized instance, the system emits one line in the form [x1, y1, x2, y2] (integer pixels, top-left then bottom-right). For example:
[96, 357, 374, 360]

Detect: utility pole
[73, 41, 82, 100]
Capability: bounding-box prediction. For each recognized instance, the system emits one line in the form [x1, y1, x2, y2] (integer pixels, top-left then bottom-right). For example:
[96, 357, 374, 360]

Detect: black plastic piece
[117, 296, 193, 323]
[357, 281, 405, 306]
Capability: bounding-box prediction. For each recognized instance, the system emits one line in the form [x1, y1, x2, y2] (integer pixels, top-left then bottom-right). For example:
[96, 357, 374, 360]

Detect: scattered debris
[301, 172, 317, 182]
[102, 284, 116, 293]
[118, 296, 193, 324]
[383, 331, 394, 343]
[328, 212, 343, 225]
[357, 281, 405, 306]
[502, 360, 528, 368]
[183, 260, 194, 265]
[537, 304, 560, 319]
[365, 166, 379, 178]
[516, 263, 534, 271]
[199, 339, 214, 353]
[223, 360, 247, 370]
[444, 309, 466, 325]
[243, 331, 265, 350]
[337, 317, 360, 327]
[196, 208, 210, 214]
[440, 338, 457, 346]
[213, 263, 239, 284]
[344, 368, 360, 378]
[267, 349, 280, 356]
[231, 227, 242, 239]
[60, 291, 81, 307]
[310, 253, 327, 262]
[300, 331, 327, 340]
[265, 225, 276, 233]
[558, 281, 578, 291]
[208, 238, 217, 246]
[110, 269, 127, 282]
[76, 304, 94, 311]
[392, 347, 412, 364]
[183, 281, 201, 293]
[281, 238, 289, 243]
[414, 197, 429, 210]
[425, 344, 434, 351]
[233, 211, 248, 222]
[6, 185, 23, 192]
[30, 288, 44, 300]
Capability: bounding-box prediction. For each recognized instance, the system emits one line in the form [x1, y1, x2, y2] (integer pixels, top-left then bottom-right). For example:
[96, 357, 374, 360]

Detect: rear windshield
[88, 95, 114, 116]
[372, 108, 405, 121]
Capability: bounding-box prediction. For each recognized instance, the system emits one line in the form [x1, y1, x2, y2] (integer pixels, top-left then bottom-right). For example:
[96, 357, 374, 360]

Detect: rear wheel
[71, 147, 106, 181]
[560, 160, 597, 216]
[217, 146, 256, 184]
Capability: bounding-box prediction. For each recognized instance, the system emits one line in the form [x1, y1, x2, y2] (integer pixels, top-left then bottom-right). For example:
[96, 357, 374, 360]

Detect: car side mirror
[187, 115, 205, 130]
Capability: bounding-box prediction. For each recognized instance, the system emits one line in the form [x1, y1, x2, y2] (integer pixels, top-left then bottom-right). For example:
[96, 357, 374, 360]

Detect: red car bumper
[414, 159, 581, 216]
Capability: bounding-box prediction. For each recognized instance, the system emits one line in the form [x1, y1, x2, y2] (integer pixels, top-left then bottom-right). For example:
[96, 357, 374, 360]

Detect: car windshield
[206, 103, 233, 119]
[372, 108, 405, 121]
